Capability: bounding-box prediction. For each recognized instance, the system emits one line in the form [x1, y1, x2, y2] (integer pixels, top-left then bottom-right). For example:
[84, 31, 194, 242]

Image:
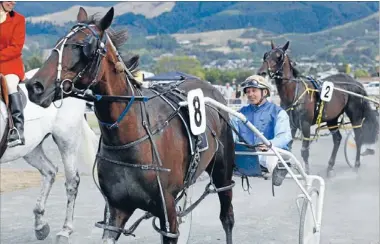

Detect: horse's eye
[263, 53, 268, 60]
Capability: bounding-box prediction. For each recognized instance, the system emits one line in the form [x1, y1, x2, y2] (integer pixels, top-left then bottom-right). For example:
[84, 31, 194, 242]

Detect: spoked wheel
[344, 131, 356, 168]
[299, 187, 320, 244]
[158, 187, 193, 244]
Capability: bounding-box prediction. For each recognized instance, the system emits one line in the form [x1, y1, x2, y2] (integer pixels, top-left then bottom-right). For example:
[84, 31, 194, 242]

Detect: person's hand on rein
[256, 143, 269, 152]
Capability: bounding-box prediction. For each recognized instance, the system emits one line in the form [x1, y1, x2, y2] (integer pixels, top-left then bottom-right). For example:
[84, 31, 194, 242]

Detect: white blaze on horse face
[187, 88, 206, 135]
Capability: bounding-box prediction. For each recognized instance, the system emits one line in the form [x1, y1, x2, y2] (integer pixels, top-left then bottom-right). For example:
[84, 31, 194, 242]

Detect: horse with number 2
[26, 7, 325, 244]
[257, 41, 379, 176]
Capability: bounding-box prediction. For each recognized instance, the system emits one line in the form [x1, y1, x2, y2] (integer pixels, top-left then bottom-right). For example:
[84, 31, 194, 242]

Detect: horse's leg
[345, 110, 363, 169]
[159, 193, 180, 244]
[23, 142, 58, 240]
[352, 127, 363, 169]
[326, 119, 342, 177]
[51, 134, 81, 243]
[101, 205, 135, 244]
[206, 135, 235, 244]
[288, 127, 297, 151]
[300, 121, 311, 174]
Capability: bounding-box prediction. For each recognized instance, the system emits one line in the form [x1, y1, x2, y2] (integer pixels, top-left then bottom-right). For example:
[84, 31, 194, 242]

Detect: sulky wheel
[344, 131, 356, 168]
[299, 187, 321, 244]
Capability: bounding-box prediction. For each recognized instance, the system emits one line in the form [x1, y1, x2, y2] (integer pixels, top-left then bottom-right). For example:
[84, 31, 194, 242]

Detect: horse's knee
[220, 212, 235, 230]
[333, 132, 342, 143]
[33, 206, 45, 216]
[301, 147, 309, 160]
[65, 172, 80, 196]
[45, 166, 57, 183]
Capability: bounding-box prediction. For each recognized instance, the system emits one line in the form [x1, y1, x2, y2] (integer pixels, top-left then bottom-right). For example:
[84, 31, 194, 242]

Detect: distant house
[179, 40, 191, 45]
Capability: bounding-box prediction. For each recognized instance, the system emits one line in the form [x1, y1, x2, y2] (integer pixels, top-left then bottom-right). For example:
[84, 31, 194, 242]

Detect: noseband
[51, 23, 108, 106]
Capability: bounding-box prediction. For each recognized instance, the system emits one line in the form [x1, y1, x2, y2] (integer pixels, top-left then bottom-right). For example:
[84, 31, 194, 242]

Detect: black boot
[272, 165, 288, 186]
[7, 92, 25, 147]
[361, 148, 375, 156]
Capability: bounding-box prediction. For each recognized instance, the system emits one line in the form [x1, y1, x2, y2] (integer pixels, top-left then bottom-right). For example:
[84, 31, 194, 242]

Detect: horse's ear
[125, 55, 140, 72]
[271, 40, 275, 49]
[282, 41, 290, 52]
[99, 7, 114, 31]
[77, 7, 88, 23]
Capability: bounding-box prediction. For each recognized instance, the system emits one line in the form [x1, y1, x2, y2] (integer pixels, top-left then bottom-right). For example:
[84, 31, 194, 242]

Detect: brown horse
[257, 40, 378, 176]
[25, 7, 235, 244]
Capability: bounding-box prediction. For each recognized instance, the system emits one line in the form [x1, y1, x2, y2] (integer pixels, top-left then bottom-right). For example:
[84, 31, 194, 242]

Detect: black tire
[299, 187, 320, 244]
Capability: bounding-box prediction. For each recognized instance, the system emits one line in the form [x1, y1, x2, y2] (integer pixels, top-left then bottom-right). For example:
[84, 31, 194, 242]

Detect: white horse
[0, 68, 98, 244]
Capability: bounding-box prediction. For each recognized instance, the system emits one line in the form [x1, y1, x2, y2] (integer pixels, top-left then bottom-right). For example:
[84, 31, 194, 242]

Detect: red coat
[0, 11, 26, 81]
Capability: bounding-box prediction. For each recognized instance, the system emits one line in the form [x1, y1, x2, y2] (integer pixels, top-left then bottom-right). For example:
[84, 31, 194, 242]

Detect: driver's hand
[256, 144, 269, 152]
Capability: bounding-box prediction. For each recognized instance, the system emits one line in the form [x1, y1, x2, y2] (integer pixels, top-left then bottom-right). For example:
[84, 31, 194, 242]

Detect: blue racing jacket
[231, 100, 292, 150]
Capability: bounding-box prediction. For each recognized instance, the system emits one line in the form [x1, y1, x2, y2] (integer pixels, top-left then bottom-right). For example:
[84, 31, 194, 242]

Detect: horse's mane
[287, 56, 301, 78]
[83, 14, 141, 86]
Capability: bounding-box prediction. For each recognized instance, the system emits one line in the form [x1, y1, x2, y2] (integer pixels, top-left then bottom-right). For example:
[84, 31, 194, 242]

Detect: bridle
[50, 23, 108, 107]
[49, 22, 152, 129]
[263, 47, 287, 80]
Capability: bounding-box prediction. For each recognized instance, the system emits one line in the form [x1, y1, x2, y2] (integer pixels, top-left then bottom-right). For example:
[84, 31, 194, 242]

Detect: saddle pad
[306, 76, 322, 91]
[198, 132, 209, 152]
[150, 84, 206, 153]
[234, 143, 262, 177]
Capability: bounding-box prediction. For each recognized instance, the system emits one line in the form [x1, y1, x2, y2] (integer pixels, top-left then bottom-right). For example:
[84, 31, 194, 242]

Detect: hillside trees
[154, 56, 205, 79]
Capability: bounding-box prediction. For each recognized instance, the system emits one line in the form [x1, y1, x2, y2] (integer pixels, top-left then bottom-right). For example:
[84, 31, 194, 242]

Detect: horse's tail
[78, 116, 99, 175]
[361, 101, 379, 144]
[333, 73, 379, 144]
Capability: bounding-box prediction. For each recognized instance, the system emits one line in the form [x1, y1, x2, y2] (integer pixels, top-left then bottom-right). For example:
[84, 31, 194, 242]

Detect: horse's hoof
[35, 223, 50, 240]
[56, 235, 70, 244]
[355, 162, 361, 168]
[327, 169, 335, 178]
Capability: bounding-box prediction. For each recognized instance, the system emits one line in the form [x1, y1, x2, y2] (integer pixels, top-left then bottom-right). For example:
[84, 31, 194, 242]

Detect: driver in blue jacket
[231, 75, 292, 186]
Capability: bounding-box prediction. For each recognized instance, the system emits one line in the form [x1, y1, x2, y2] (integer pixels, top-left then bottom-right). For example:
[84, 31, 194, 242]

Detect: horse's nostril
[33, 81, 45, 95]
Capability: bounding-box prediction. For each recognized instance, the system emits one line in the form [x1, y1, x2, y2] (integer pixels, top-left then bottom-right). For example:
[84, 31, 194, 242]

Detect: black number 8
[193, 96, 202, 127]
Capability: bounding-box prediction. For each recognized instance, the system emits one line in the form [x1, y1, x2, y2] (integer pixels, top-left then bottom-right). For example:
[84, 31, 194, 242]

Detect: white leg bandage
[5, 74, 20, 94]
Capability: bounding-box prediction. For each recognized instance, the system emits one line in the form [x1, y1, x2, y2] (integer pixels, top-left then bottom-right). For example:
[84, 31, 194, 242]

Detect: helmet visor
[241, 79, 266, 90]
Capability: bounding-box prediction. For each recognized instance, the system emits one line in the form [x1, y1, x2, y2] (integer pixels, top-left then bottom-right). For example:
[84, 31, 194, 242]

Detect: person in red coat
[0, 1, 26, 147]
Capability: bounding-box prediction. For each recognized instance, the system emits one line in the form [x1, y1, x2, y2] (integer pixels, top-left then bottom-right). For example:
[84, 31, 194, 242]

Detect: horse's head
[256, 40, 289, 79]
[26, 7, 115, 108]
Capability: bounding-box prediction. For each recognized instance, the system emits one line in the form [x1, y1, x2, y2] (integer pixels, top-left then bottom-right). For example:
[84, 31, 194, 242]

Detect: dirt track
[0, 168, 64, 193]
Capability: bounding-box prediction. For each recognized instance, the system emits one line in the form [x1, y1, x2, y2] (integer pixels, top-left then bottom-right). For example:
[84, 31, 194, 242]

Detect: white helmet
[241, 75, 272, 96]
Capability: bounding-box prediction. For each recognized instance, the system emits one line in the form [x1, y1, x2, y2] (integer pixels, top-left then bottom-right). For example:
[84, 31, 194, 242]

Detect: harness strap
[96, 154, 171, 172]
[101, 105, 182, 150]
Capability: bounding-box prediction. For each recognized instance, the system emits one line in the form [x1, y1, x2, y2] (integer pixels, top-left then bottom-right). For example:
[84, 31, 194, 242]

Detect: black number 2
[193, 96, 202, 127]
[324, 86, 331, 98]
